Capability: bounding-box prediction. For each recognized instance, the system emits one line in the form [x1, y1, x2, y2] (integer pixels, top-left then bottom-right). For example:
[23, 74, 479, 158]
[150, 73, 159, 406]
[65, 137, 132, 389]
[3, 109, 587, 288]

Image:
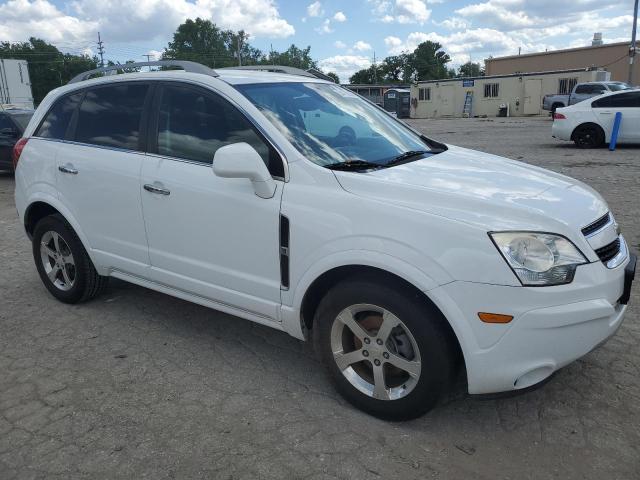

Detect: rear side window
[36, 92, 83, 139]
[155, 84, 283, 177]
[74, 83, 149, 151]
[592, 92, 640, 108]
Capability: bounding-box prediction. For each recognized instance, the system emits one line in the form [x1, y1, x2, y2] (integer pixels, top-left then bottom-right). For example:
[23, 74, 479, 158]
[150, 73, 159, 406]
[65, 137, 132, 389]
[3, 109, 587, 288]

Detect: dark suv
[0, 108, 33, 172]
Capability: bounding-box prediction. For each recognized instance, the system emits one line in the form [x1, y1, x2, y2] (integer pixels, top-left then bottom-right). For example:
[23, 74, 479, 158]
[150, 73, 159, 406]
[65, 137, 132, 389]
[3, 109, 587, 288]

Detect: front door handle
[144, 183, 171, 196]
[58, 164, 78, 175]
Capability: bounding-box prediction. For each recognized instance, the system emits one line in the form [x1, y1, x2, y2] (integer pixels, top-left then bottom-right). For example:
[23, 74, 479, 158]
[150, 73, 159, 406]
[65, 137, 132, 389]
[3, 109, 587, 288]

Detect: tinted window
[592, 92, 640, 108]
[574, 84, 591, 94]
[74, 83, 149, 150]
[156, 85, 283, 176]
[11, 114, 32, 131]
[0, 115, 13, 131]
[36, 92, 82, 139]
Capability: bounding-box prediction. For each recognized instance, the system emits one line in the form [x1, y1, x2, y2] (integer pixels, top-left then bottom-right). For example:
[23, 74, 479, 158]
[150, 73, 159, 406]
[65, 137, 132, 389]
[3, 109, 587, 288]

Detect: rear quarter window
[35, 92, 83, 139]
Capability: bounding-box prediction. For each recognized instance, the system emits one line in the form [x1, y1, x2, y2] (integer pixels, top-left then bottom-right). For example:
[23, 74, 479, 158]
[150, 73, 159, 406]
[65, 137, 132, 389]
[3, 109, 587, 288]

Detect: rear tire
[32, 215, 108, 304]
[573, 124, 604, 149]
[313, 278, 455, 420]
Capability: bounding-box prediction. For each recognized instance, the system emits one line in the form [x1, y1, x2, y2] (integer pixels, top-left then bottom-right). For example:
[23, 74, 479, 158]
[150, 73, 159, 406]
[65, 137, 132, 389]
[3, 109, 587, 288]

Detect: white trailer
[0, 59, 34, 110]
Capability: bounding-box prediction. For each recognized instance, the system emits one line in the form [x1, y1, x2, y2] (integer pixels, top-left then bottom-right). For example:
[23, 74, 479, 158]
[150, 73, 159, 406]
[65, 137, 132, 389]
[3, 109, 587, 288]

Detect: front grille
[595, 238, 621, 263]
[582, 213, 610, 236]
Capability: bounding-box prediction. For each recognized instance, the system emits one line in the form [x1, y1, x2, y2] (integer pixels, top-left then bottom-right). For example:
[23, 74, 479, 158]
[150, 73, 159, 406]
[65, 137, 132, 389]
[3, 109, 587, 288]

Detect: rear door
[592, 91, 640, 142]
[55, 81, 153, 277]
[524, 79, 542, 114]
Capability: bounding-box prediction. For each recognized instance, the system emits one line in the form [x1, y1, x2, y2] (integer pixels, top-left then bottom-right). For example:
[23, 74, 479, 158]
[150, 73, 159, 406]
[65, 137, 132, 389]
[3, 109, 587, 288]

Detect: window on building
[418, 87, 431, 101]
[484, 83, 499, 98]
[558, 77, 578, 94]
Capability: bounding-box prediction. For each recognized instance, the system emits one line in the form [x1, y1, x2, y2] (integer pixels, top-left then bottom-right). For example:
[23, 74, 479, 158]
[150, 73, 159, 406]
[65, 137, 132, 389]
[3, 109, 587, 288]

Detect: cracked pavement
[1, 116, 639, 479]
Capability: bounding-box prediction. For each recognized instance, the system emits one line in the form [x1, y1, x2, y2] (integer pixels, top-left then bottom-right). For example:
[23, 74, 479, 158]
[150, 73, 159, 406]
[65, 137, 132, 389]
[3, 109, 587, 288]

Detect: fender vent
[279, 215, 290, 289]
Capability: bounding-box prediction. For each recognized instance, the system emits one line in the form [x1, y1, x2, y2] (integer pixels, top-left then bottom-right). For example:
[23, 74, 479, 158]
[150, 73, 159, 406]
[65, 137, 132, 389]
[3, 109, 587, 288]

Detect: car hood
[333, 145, 608, 233]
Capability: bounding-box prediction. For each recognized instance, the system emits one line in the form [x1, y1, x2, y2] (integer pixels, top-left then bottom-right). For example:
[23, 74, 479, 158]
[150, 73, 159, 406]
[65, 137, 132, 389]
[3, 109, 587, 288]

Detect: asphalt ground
[0, 116, 638, 479]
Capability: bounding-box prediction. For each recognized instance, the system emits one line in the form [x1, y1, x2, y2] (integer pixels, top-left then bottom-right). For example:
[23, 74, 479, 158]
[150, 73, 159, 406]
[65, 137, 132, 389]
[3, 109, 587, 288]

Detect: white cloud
[315, 18, 333, 34]
[434, 17, 470, 30]
[353, 40, 372, 51]
[395, 0, 431, 24]
[307, 1, 324, 17]
[333, 11, 346, 22]
[0, 0, 97, 44]
[369, 0, 431, 25]
[334, 40, 347, 49]
[0, 0, 296, 45]
[319, 55, 372, 82]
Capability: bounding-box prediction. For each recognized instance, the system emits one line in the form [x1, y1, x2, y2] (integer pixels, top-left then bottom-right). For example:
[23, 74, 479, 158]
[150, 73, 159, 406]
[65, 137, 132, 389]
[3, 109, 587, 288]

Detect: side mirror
[213, 142, 277, 199]
[0, 127, 17, 138]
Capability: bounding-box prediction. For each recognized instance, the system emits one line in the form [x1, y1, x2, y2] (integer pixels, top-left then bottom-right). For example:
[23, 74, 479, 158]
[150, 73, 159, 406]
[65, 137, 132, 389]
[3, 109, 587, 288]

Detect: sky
[0, 0, 636, 82]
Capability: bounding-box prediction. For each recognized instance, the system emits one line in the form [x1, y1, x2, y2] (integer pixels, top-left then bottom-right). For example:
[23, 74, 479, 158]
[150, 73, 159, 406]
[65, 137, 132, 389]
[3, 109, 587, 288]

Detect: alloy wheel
[39, 231, 76, 291]
[330, 304, 422, 401]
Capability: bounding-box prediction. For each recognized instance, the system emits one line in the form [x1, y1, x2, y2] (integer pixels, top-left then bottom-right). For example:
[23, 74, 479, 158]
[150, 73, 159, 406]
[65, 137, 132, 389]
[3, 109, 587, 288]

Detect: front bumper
[430, 253, 635, 394]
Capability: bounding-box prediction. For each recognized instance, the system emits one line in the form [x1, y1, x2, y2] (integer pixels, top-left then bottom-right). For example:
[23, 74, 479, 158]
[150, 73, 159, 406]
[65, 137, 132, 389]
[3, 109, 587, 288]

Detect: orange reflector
[478, 312, 514, 324]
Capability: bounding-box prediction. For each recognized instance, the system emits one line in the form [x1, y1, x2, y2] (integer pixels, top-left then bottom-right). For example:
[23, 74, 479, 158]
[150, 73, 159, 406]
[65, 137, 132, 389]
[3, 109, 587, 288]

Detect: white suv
[14, 61, 636, 420]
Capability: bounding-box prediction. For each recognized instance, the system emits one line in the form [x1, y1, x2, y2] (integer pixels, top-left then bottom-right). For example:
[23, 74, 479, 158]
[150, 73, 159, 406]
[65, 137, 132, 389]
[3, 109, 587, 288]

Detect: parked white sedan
[552, 89, 640, 148]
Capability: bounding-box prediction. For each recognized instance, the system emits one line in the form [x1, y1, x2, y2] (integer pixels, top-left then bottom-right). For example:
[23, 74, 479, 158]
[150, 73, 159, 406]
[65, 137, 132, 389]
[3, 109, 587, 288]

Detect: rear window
[35, 93, 83, 139]
[74, 83, 149, 151]
[11, 113, 32, 131]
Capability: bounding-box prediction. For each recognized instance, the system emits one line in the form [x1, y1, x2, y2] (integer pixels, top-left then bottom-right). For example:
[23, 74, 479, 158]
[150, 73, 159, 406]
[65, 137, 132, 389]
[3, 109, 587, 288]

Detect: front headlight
[489, 232, 588, 286]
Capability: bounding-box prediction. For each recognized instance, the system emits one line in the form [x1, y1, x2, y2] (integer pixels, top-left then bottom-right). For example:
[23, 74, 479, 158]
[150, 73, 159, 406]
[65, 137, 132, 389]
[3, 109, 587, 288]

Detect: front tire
[32, 215, 108, 304]
[313, 278, 455, 420]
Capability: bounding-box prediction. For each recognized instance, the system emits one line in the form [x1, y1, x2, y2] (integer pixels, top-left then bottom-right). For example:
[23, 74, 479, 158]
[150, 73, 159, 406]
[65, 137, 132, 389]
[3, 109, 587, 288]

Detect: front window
[607, 82, 631, 91]
[236, 82, 438, 169]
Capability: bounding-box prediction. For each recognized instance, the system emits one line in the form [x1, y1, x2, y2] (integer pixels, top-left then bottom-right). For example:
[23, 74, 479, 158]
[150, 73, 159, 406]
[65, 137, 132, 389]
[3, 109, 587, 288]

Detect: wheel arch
[570, 122, 605, 142]
[298, 264, 466, 379]
[23, 197, 99, 271]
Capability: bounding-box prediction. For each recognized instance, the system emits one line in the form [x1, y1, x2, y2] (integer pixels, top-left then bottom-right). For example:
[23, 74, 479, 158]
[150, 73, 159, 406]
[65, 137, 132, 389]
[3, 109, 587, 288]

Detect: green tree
[457, 61, 484, 78]
[326, 72, 340, 83]
[349, 66, 377, 84]
[411, 41, 451, 81]
[163, 18, 239, 68]
[0, 37, 98, 104]
[380, 54, 414, 83]
[263, 44, 317, 70]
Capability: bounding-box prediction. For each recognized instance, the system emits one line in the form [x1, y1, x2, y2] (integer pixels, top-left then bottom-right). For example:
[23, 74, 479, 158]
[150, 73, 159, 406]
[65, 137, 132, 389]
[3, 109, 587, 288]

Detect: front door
[592, 91, 640, 142]
[524, 79, 542, 115]
[55, 82, 152, 277]
[140, 83, 285, 321]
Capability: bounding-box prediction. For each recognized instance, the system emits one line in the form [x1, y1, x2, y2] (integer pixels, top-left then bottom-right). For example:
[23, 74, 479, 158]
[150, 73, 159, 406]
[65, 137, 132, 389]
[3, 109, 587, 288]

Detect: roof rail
[68, 60, 218, 84]
[219, 65, 335, 82]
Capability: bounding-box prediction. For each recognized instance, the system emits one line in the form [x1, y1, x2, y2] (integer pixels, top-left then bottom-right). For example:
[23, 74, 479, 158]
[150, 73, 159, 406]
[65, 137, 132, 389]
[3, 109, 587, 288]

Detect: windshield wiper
[325, 160, 384, 171]
[385, 150, 429, 166]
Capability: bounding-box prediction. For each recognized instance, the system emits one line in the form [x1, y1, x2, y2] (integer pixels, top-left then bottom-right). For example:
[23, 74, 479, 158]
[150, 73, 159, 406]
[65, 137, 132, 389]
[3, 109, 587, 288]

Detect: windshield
[11, 113, 32, 131]
[608, 83, 631, 91]
[236, 82, 435, 168]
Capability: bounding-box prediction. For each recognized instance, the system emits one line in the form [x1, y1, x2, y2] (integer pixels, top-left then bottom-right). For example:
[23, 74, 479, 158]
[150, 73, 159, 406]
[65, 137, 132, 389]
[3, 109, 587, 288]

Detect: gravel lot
[1, 116, 638, 479]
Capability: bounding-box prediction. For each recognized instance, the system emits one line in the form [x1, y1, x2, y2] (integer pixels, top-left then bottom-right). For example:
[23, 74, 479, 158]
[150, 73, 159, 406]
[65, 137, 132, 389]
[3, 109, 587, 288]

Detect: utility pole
[143, 54, 153, 62]
[629, 0, 639, 85]
[373, 51, 378, 84]
[237, 34, 243, 67]
[97, 32, 105, 68]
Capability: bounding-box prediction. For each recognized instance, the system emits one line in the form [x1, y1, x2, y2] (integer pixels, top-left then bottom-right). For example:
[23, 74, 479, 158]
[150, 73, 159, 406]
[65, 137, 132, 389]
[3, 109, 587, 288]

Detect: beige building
[410, 68, 609, 119]
[485, 41, 637, 84]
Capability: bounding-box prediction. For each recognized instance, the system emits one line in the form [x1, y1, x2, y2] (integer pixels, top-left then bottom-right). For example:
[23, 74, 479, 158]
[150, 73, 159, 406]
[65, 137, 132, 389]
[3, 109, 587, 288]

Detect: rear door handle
[144, 183, 170, 195]
[58, 164, 78, 175]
